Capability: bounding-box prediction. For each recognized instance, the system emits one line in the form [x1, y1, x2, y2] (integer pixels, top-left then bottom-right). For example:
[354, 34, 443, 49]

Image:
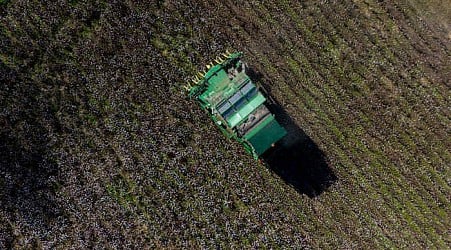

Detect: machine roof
[244, 115, 287, 155]
[199, 69, 249, 107]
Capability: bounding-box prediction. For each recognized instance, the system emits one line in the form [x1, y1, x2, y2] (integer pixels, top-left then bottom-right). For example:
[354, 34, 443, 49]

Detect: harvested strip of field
[0, 0, 449, 248]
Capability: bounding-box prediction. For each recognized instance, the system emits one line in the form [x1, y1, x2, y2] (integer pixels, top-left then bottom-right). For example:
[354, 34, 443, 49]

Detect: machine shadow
[248, 68, 337, 197]
[0, 66, 63, 238]
[0, 121, 62, 240]
[261, 102, 338, 198]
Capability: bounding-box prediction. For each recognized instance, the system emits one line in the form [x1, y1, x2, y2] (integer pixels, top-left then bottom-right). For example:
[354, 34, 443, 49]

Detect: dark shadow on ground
[0, 128, 62, 231]
[248, 67, 337, 198]
[0, 66, 63, 246]
[0, 126, 63, 248]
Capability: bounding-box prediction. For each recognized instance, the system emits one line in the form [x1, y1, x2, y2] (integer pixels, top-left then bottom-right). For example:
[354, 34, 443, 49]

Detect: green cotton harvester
[185, 51, 287, 159]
